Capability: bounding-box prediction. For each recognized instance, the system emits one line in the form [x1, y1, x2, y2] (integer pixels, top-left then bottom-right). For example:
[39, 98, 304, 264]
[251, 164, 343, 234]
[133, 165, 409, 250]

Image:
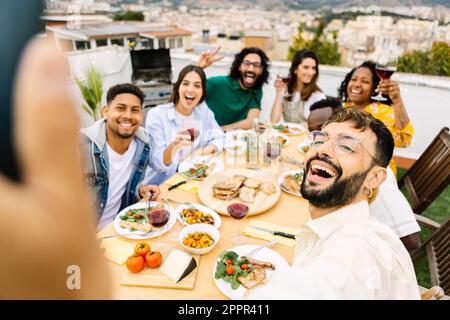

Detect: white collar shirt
[246, 200, 420, 300]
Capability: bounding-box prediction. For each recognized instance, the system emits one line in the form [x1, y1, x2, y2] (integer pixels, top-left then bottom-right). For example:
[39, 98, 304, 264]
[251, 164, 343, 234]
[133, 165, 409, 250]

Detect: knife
[248, 225, 297, 239]
[169, 167, 206, 191]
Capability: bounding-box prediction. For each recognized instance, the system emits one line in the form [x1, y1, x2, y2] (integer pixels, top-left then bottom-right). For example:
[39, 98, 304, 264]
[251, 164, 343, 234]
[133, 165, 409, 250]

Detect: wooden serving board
[120, 255, 201, 290]
[197, 168, 281, 216]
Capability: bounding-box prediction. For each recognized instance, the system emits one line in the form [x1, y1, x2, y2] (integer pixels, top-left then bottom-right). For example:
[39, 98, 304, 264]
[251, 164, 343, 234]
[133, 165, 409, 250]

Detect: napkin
[243, 219, 298, 248]
[164, 173, 201, 193]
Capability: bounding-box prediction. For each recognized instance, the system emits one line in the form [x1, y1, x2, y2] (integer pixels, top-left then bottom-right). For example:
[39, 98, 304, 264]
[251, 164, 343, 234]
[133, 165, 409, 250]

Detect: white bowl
[178, 224, 220, 255]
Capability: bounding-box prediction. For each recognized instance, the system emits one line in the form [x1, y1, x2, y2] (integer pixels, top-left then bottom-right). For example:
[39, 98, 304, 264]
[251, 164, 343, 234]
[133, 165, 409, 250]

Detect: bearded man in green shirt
[198, 47, 270, 130]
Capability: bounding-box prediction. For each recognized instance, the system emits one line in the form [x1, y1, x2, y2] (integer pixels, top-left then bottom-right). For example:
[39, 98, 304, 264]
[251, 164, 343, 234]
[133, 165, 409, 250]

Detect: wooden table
[99, 132, 311, 299]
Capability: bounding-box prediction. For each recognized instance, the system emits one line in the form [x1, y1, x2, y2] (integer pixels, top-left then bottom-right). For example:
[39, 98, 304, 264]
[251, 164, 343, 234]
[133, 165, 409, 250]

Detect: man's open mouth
[306, 158, 341, 184]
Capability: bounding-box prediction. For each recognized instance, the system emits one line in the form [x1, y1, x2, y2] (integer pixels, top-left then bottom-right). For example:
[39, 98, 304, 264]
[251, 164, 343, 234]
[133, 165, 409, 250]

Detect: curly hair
[107, 83, 144, 107]
[286, 49, 322, 102]
[323, 108, 394, 168]
[229, 47, 270, 88]
[337, 61, 392, 105]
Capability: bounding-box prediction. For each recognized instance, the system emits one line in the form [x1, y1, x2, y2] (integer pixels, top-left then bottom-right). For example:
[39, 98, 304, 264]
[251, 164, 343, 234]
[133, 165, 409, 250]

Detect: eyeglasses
[242, 60, 262, 69]
[308, 130, 380, 165]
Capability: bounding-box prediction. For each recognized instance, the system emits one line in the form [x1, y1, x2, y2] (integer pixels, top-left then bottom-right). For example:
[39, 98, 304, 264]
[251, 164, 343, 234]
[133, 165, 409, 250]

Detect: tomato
[135, 214, 141, 219]
[240, 264, 249, 270]
[134, 242, 151, 257]
[125, 254, 145, 273]
[225, 259, 233, 265]
[226, 265, 234, 275]
[145, 251, 163, 268]
[127, 211, 133, 216]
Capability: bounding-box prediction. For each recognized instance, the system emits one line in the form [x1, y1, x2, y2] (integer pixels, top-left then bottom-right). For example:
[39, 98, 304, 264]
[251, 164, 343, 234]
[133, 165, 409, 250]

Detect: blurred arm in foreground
[0, 38, 111, 299]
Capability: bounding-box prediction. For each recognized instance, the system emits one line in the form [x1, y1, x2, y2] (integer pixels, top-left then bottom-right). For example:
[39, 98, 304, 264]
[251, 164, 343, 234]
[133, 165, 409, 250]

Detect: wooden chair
[398, 127, 450, 214]
[411, 217, 450, 297]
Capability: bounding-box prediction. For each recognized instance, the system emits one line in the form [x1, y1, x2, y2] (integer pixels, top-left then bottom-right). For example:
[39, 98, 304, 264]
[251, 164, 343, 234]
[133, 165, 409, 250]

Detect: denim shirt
[143, 102, 225, 185]
[80, 119, 150, 223]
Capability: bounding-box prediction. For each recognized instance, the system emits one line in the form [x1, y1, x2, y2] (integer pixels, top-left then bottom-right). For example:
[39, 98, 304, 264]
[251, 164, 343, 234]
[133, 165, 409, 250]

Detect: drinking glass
[180, 119, 201, 160]
[228, 203, 249, 245]
[373, 55, 397, 101]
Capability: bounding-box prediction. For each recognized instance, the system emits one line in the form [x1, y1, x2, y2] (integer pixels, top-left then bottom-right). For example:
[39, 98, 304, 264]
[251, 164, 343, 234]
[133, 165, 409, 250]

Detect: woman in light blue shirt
[144, 65, 224, 185]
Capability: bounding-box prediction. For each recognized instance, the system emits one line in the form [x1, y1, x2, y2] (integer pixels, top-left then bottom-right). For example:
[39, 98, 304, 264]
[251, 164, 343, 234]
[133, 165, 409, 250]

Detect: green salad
[215, 251, 253, 290]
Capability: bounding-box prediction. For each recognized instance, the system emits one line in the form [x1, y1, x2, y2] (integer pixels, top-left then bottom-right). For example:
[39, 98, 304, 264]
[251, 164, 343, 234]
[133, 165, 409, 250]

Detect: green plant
[75, 67, 104, 121]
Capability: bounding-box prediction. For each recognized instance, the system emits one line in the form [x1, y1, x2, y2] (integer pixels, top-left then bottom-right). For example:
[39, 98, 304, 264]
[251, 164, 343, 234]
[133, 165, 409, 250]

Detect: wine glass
[228, 203, 249, 245]
[373, 55, 397, 101]
[277, 71, 291, 84]
[180, 119, 201, 161]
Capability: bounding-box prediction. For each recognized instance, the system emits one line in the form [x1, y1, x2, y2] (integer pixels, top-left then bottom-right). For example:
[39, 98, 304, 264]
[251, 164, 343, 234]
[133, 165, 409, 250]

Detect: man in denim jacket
[80, 83, 160, 230]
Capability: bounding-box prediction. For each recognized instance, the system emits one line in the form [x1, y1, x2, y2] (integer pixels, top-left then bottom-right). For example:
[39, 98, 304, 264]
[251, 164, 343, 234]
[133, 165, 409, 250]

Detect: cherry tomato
[135, 214, 141, 219]
[127, 211, 133, 216]
[225, 259, 233, 265]
[240, 264, 249, 270]
[226, 265, 234, 275]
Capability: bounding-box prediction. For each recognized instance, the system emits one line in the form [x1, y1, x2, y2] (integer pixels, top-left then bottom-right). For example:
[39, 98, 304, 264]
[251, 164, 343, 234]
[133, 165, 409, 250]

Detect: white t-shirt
[98, 140, 137, 230]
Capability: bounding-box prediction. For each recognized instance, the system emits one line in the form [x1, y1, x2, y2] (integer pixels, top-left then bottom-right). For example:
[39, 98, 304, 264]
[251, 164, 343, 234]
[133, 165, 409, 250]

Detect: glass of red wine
[181, 119, 200, 160]
[373, 55, 397, 101]
[227, 203, 249, 244]
[277, 71, 291, 84]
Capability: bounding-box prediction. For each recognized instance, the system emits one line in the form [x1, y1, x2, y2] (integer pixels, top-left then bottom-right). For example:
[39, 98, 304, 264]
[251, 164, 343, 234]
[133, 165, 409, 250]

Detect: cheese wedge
[159, 248, 197, 283]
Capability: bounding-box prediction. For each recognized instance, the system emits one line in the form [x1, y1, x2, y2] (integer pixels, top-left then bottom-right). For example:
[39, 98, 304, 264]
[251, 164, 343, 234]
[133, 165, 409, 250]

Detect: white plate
[277, 170, 303, 197]
[267, 132, 290, 148]
[113, 201, 176, 240]
[175, 203, 222, 229]
[213, 245, 289, 300]
[298, 141, 312, 155]
[178, 156, 224, 180]
[272, 122, 306, 136]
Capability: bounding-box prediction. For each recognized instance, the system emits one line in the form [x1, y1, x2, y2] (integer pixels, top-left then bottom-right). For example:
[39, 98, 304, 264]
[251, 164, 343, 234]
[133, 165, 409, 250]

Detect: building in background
[46, 21, 193, 52]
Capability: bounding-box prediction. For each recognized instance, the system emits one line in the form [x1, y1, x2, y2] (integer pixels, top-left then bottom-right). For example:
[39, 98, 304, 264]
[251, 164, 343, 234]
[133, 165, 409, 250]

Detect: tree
[288, 19, 341, 66]
[398, 42, 450, 76]
[75, 67, 104, 121]
[288, 24, 307, 61]
[113, 11, 144, 22]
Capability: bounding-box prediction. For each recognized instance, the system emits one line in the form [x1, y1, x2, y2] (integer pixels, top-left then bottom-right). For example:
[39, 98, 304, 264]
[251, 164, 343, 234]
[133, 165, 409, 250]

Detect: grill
[130, 49, 173, 112]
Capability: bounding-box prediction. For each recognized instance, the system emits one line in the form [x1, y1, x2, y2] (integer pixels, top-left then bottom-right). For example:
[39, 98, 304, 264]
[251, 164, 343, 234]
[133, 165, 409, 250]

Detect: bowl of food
[225, 141, 246, 156]
[179, 224, 220, 255]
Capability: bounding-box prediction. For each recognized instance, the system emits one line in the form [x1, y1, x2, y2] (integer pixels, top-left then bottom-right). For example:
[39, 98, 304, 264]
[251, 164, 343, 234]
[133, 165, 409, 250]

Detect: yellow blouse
[344, 101, 415, 176]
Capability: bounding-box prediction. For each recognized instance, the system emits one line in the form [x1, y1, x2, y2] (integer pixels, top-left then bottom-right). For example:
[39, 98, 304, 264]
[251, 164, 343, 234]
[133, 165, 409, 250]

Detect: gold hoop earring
[364, 186, 373, 198]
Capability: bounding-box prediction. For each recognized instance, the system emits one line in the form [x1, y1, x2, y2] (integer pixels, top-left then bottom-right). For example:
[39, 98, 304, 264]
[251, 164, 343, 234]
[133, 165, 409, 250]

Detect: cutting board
[197, 168, 281, 216]
[120, 255, 201, 290]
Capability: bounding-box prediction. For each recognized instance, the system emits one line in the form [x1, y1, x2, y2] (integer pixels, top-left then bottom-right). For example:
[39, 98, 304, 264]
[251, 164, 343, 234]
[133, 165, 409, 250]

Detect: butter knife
[169, 168, 206, 191]
[248, 225, 297, 239]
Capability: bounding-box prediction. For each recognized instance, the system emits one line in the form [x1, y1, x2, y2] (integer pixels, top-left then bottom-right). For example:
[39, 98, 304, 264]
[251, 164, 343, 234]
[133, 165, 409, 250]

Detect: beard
[239, 70, 262, 89]
[108, 122, 137, 140]
[301, 155, 372, 209]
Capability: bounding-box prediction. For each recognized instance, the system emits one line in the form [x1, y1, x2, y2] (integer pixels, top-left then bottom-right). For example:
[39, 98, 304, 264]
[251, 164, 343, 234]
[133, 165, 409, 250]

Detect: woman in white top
[271, 49, 326, 126]
[144, 65, 224, 185]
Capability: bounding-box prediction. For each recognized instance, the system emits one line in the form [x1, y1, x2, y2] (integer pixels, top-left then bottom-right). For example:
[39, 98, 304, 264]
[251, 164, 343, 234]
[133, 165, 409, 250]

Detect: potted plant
[75, 66, 104, 121]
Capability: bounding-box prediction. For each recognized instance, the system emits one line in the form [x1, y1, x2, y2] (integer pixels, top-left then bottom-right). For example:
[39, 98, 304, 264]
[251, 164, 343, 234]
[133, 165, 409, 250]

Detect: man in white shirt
[80, 83, 160, 230]
[247, 108, 420, 299]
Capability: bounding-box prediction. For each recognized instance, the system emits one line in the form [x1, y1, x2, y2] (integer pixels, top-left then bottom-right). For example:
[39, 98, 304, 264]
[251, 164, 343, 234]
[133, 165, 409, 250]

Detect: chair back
[398, 127, 450, 214]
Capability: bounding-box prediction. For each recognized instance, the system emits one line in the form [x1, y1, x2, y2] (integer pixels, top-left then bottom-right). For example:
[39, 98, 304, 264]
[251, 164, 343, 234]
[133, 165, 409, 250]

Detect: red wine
[227, 203, 249, 220]
[187, 128, 195, 142]
[375, 67, 395, 80]
[278, 75, 290, 84]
